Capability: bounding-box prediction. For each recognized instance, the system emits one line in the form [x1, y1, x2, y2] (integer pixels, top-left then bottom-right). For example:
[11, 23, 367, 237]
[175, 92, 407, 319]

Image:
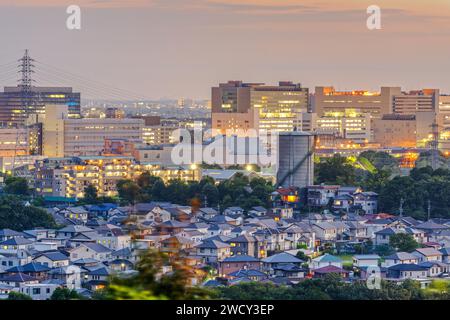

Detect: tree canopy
[389, 233, 419, 252]
[116, 172, 274, 212]
[0, 196, 57, 231]
[98, 250, 213, 300]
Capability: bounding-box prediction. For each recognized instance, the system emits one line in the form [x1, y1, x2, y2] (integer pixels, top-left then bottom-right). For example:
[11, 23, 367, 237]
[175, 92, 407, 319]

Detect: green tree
[50, 287, 85, 300]
[4, 176, 30, 196]
[117, 180, 141, 205]
[151, 179, 166, 201]
[101, 250, 213, 300]
[389, 233, 419, 252]
[315, 155, 356, 185]
[83, 184, 98, 204]
[7, 291, 32, 300]
[0, 196, 57, 231]
[373, 244, 395, 257]
[201, 183, 219, 207]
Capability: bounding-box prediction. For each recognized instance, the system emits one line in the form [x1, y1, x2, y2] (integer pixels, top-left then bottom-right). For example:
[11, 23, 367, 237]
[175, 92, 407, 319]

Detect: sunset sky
[0, 0, 449, 99]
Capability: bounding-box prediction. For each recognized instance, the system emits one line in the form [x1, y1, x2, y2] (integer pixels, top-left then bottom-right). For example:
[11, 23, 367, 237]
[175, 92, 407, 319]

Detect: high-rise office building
[211, 81, 262, 136]
[252, 81, 309, 132]
[313, 86, 398, 118]
[314, 86, 440, 118]
[392, 89, 439, 115]
[211, 81, 311, 135]
[0, 86, 81, 126]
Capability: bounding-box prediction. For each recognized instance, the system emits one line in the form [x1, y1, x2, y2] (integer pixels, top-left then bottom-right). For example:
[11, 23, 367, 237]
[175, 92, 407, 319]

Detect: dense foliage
[0, 196, 57, 231]
[215, 275, 450, 300]
[389, 233, 419, 252]
[97, 250, 213, 300]
[50, 288, 86, 300]
[378, 166, 450, 219]
[3, 176, 31, 196]
[117, 173, 273, 212]
[315, 153, 450, 219]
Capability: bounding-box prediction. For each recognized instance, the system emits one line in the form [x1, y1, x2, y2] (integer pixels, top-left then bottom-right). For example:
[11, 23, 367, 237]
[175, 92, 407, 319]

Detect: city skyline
[0, 1, 449, 99]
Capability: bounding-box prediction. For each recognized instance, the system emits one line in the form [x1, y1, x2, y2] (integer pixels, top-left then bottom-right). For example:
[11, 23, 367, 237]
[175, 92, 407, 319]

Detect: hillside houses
[1, 195, 450, 299]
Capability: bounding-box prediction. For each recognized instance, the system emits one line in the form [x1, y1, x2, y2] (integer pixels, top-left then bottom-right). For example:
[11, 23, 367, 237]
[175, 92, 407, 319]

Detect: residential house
[69, 243, 112, 262]
[387, 264, 427, 280]
[218, 255, 261, 276]
[353, 192, 378, 214]
[160, 235, 194, 254]
[412, 248, 443, 263]
[415, 221, 449, 237]
[418, 261, 448, 277]
[0, 229, 26, 242]
[227, 234, 267, 258]
[261, 252, 303, 275]
[227, 269, 268, 282]
[382, 252, 419, 267]
[33, 252, 70, 268]
[5, 262, 51, 281]
[353, 254, 380, 267]
[332, 194, 354, 213]
[312, 222, 337, 242]
[18, 283, 59, 300]
[312, 265, 349, 279]
[310, 254, 343, 270]
[306, 185, 339, 207]
[195, 239, 231, 264]
[439, 247, 450, 263]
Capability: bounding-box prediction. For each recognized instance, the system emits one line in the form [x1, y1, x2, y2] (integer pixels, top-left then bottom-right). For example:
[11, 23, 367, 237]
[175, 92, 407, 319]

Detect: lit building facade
[251, 82, 310, 132]
[0, 127, 29, 157]
[41, 106, 144, 157]
[211, 81, 261, 136]
[316, 110, 371, 144]
[313, 86, 398, 118]
[393, 89, 439, 115]
[33, 156, 201, 199]
[211, 81, 311, 135]
[0, 86, 81, 126]
[373, 114, 417, 148]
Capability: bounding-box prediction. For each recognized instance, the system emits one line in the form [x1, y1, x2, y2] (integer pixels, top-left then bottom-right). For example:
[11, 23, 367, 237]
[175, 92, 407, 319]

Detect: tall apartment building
[211, 81, 311, 135]
[33, 156, 201, 199]
[140, 116, 180, 145]
[0, 86, 81, 126]
[42, 105, 143, 157]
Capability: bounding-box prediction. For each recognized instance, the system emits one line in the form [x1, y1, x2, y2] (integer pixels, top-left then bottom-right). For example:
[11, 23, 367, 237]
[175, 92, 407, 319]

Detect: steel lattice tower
[18, 49, 35, 92]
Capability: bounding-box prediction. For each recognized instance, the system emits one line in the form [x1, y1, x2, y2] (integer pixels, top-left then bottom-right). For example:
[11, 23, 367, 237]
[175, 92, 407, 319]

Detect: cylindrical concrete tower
[276, 131, 315, 189]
